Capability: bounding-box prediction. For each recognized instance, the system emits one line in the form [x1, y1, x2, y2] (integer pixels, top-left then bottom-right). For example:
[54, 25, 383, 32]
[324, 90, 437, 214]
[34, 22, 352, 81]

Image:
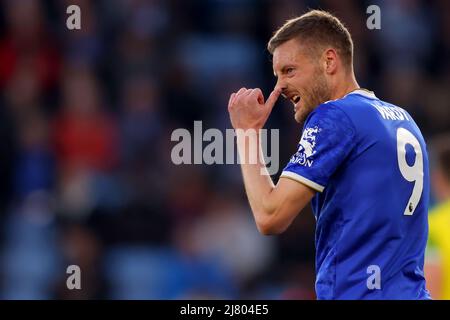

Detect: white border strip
[280, 171, 325, 192]
[348, 89, 376, 99]
[324, 89, 376, 105]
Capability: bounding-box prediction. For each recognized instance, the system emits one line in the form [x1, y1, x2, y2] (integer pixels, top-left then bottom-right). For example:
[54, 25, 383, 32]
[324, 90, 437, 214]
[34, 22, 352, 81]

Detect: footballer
[227, 10, 430, 299]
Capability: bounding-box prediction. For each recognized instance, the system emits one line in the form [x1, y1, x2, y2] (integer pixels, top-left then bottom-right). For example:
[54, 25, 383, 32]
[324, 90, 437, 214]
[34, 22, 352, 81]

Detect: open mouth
[290, 95, 301, 111]
[291, 95, 301, 105]
[282, 92, 301, 111]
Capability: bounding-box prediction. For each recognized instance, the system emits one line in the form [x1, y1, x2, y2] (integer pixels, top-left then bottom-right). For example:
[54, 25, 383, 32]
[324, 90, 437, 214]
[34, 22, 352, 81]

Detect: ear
[323, 48, 338, 75]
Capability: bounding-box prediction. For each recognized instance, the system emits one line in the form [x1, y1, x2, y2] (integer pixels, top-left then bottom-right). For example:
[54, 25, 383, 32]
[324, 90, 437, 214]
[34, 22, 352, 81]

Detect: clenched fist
[228, 87, 281, 130]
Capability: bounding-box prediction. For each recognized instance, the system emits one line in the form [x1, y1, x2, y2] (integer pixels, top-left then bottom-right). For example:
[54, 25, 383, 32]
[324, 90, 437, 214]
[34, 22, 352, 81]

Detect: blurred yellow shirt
[428, 200, 450, 299]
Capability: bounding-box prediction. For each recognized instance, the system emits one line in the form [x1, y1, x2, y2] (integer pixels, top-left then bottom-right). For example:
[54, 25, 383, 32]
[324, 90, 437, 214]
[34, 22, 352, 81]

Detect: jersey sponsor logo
[290, 126, 320, 167]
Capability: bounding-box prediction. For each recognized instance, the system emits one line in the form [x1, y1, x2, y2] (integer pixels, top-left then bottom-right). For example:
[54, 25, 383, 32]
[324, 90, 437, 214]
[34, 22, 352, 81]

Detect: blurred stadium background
[0, 0, 449, 299]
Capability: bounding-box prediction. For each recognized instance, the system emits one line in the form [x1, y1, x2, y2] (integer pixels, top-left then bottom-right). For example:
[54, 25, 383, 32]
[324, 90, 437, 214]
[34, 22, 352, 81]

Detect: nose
[274, 79, 287, 97]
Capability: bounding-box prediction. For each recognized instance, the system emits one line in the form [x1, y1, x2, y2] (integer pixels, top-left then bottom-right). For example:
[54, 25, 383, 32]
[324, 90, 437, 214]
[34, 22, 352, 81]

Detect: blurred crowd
[0, 0, 449, 299]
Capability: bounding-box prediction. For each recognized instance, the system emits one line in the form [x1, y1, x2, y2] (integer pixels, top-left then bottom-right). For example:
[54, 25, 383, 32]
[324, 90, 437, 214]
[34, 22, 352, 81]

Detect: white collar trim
[346, 89, 376, 99]
[323, 89, 377, 105]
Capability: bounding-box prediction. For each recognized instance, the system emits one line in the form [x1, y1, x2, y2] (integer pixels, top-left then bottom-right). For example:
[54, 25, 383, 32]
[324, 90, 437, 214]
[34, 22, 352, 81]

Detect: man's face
[272, 38, 331, 125]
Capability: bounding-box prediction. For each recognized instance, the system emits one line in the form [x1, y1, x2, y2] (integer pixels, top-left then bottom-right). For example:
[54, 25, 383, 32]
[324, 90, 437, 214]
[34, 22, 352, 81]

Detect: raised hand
[228, 87, 281, 130]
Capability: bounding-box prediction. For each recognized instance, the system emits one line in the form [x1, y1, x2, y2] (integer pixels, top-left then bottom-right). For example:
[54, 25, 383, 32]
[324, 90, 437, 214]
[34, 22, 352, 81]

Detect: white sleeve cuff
[280, 171, 325, 192]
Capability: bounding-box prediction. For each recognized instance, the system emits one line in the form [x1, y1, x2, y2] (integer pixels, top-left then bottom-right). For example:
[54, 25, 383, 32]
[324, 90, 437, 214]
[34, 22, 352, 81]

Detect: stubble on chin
[295, 72, 331, 128]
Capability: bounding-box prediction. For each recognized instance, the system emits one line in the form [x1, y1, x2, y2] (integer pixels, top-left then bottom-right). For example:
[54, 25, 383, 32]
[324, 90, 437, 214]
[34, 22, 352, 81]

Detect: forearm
[236, 129, 276, 224]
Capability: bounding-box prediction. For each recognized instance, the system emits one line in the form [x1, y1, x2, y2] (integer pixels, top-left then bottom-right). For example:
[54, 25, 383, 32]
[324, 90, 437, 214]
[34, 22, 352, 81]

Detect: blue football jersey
[281, 89, 430, 300]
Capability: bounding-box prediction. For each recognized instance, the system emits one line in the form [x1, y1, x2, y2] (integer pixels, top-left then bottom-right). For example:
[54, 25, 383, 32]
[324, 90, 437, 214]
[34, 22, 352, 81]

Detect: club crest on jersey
[290, 126, 320, 167]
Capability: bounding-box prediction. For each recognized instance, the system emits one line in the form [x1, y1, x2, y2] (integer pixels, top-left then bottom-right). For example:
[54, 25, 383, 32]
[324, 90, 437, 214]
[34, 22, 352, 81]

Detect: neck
[330, 71, 359, 100]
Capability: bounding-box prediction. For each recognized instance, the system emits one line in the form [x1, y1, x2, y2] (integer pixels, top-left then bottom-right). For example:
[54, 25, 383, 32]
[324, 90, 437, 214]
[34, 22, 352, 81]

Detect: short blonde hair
[268, 10, 354, 68]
